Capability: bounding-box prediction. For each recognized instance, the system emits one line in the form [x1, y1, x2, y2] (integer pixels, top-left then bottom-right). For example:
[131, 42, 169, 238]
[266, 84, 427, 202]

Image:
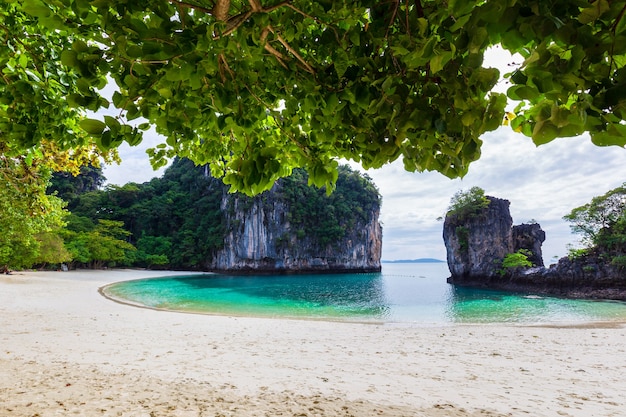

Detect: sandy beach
[1, 269, 625, 416]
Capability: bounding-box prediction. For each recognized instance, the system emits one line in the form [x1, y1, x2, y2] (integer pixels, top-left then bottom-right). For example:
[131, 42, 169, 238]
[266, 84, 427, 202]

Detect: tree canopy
[445, 186, 490, 221]
[0, 137, 116, 270]
[564, 183, 626, 248]
[563, 183, 626, 268]
[3, 0, 626, 194]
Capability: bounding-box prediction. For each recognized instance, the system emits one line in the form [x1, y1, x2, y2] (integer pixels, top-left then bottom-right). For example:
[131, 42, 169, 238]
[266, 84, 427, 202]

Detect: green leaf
[21, 0, 51, 18]
[79, 118, 106, 135]
[158, 88, 173, 99]
[104, 116, 121, 133]
[18, 53, 28, 68]
[578, 0, 610, 24]
[72, 40, 89, 53]
[100, 130, 112, 148]
[468, 27, 488, 53]
[334, 49, 349, 78]
[510, 70, 528, 85]
[450, 14, 472, 32]
[430, 51, 453, 74]
[416, 18, 428, 37]
[591, 124, 626, 146]
[60, 51, 77, 67]
[532, 120, 559, 145]
[507, 85, 539, 101]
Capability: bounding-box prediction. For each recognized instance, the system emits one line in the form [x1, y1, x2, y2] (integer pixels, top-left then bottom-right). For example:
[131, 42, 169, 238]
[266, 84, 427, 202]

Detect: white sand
[1, 269, 625, 417]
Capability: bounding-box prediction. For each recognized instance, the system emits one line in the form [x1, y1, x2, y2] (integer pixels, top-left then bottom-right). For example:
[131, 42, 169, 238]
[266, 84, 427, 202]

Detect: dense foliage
[0, 156, 66, 270]
[55, 159, 379, 269]
[0, 141, 114, 270]
[64, 158, 225, 269]
[499, 249, 533, 276]
[277, 165, 380, 247]
[446, 186, 490, 222]
[49, 164, 107, 202]
[564, 183, 626, 268]
[3, 0, 626, 195]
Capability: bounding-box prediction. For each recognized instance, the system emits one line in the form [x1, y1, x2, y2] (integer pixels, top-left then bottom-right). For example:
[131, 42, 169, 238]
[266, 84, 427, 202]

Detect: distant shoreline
[382, 258, 445, 263]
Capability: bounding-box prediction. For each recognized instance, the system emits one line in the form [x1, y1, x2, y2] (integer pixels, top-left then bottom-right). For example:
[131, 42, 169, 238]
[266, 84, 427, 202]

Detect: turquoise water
[104, 263, 626, 325]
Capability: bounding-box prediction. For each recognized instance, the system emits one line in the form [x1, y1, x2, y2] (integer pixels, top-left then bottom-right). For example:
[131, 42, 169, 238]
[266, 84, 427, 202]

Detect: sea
[103, 262, 626, 325]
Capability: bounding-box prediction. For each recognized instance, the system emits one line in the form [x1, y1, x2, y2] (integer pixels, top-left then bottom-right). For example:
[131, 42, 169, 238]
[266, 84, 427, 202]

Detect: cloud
[358, 128, 626, 263]
[102, 128, 168, 186]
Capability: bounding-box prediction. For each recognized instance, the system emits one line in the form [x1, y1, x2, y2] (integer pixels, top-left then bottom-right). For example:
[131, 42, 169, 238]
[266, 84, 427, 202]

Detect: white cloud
[102, 128, 169, 185]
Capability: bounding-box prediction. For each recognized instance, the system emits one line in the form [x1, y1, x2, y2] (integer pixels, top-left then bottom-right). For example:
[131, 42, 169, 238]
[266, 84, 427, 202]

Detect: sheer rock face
[210, 187, 382, 273]
[512, 223, 546, 267]
[443, 195, 626, 300]
[443, 197, 517, 279]
[443, 196, 546, 280]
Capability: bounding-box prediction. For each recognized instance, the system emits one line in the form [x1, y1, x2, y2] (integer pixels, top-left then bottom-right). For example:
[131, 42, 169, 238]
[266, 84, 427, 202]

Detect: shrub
[446, 187, 490, 222]
[567, 246, 589, 261]
[611, 255, 626, 270]
[499, 249, 533, 276]
[455, 226, 469, 252]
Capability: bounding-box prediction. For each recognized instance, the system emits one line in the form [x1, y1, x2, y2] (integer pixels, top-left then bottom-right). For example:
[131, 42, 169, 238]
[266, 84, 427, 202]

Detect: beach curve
[1, 269, 625, 416]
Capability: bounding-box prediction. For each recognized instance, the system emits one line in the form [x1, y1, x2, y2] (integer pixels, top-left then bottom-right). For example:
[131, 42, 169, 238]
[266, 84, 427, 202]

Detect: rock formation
[443, 196, 544, 279]
[512, 223, 546, 267]
[210, 172, 382, 273]
[443, 195, 626, 300]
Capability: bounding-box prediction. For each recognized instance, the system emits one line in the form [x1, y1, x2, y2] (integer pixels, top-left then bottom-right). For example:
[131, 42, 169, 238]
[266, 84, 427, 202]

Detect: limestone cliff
[511, 223, 546, 267]
[210, 169, 382, 273]
[443, 197, 543, 279]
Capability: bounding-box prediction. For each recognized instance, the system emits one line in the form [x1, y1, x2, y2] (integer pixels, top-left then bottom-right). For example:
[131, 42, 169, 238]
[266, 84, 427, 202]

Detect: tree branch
[212, 0, 231, 21]
[260, 27, 289, 69]
[611, 3, 626, 33]
[385, 0, 400, 39]
[166, 0, 213, 15]
[248, 0, 263, 12]
[216, 11, 254, 38]
[415, 0, 424, 18]
[218, 53, 235, 81]
[266, 25, 315, 74]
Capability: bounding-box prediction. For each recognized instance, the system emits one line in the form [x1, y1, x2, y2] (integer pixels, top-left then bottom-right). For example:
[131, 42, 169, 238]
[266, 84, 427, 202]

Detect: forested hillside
[46, 159, 381, 271]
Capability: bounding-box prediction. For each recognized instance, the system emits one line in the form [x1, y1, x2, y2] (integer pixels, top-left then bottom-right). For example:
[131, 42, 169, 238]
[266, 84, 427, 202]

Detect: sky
[102, 47, 626, 264]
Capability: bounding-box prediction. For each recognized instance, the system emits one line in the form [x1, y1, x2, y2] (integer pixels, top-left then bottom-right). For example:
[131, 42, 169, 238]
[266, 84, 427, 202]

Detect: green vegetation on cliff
[279, 166, 380, 248]
[59, 158, 224, 269]
[43, 159, 380, 270]
[446, 187, 490, 223]
[444, 187, 490, 252]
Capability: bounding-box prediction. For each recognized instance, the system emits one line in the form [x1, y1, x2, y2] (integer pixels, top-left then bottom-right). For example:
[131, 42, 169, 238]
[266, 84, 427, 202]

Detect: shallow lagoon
[104, 262, 626, 325]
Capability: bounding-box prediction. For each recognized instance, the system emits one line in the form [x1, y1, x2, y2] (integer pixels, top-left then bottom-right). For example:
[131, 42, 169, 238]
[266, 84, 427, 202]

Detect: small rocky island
[443, 190, 626, 300]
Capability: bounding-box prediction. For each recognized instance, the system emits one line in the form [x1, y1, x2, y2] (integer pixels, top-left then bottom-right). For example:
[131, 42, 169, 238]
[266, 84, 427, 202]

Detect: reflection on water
[104, 263, 626, 325]
[448, 285, 626, 324]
